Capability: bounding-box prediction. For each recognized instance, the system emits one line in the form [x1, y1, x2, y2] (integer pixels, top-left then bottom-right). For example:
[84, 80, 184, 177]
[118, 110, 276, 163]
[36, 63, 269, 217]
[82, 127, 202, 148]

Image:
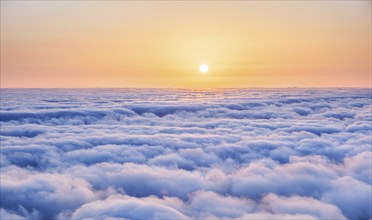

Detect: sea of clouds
[0, 88, 371, 220]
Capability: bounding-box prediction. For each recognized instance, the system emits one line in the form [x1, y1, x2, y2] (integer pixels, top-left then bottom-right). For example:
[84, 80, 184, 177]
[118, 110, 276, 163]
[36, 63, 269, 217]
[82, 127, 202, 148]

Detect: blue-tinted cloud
[0, 88, 371, 219]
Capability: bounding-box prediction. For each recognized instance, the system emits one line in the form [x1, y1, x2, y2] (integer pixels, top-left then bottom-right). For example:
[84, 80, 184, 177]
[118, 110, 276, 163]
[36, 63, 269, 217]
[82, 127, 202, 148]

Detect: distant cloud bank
[0, 88, 371, 219]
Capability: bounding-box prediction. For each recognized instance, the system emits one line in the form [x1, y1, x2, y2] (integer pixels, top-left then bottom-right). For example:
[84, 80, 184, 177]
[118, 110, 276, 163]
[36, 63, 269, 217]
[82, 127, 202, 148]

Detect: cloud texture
[0, 88, 371, 219]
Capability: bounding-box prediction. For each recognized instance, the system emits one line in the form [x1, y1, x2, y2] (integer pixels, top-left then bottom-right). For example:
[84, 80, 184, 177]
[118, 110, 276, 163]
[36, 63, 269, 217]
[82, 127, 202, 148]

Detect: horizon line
[1, 86, 371, 90]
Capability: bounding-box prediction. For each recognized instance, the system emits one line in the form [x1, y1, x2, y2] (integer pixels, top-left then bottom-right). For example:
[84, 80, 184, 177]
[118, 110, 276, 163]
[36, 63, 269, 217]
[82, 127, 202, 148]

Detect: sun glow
[1, 1, 370, 88]
[199, 64, 208, 73]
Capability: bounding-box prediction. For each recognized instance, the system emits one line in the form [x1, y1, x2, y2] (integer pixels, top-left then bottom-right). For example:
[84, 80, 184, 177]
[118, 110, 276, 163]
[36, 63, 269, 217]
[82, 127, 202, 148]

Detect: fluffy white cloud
[71, 195, 188, 220]
[321, 176, 372, 220]
[0, 166, 96, 219]
[0, 88, 371, 219]
[260, 193, 346, 219]
[0, 209, 27, 220]
[187, 191, 256, 218]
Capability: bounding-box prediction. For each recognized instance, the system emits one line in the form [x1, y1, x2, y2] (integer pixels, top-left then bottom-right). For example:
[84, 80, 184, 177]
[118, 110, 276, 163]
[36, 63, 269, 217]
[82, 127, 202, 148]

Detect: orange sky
[1, 1, 371, 88]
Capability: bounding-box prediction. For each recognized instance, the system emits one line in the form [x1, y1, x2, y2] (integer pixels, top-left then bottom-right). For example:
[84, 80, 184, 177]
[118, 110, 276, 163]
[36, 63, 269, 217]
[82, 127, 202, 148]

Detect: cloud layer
[0, 88, 371, 219]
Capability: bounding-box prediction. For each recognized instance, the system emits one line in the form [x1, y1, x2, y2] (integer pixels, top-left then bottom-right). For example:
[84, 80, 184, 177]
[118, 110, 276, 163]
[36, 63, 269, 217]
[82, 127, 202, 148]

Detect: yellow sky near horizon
[1, 1, 371, 88]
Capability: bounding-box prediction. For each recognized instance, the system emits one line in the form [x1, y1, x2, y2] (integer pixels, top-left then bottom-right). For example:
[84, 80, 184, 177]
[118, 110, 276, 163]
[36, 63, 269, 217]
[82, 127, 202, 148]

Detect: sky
[1, 1, 371, 88]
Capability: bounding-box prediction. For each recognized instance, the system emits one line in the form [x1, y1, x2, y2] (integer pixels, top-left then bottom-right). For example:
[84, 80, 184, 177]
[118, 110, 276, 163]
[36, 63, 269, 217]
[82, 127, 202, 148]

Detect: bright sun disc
[199, 64, 208, 73]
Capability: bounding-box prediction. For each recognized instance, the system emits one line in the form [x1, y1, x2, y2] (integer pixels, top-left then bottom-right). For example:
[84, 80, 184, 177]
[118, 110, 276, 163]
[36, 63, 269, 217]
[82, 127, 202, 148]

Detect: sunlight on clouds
[0, 88, 371, 219]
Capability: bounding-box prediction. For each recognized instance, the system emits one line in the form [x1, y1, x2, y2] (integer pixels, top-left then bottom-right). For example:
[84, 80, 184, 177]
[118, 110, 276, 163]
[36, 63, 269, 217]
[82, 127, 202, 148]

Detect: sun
[199, 64, 208, 73]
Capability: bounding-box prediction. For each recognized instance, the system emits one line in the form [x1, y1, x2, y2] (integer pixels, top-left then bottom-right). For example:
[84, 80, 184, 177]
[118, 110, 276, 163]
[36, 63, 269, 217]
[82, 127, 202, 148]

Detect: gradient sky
[1, 1, 371, 88]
